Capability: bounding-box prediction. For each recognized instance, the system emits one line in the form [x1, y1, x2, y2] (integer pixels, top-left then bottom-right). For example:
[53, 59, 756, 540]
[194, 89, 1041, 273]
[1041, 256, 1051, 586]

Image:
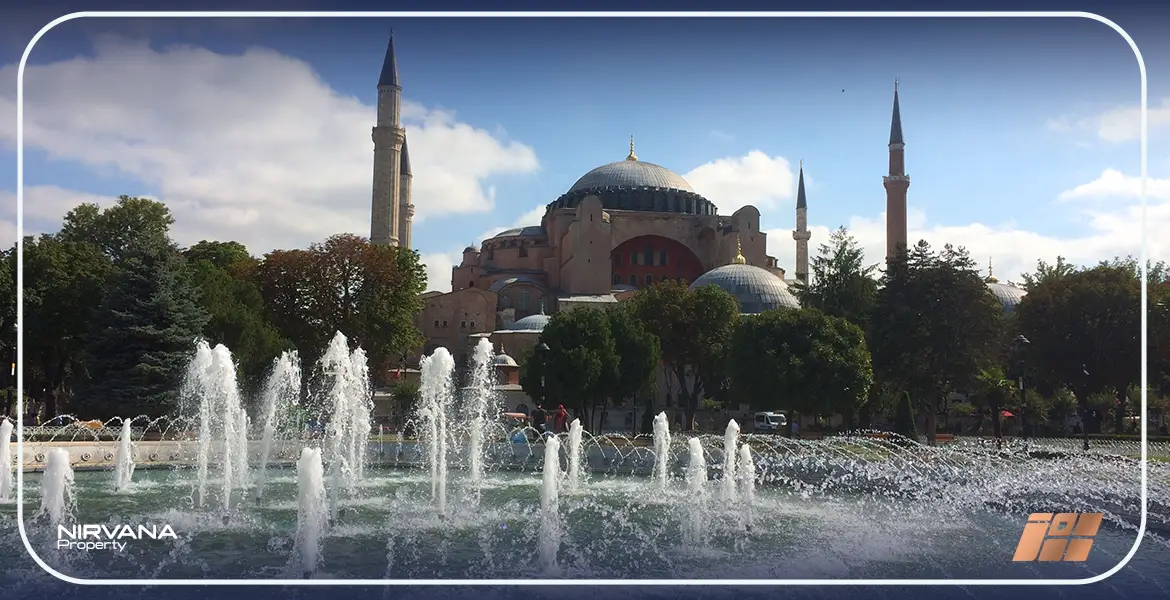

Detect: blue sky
[1, 14, 1167, 292]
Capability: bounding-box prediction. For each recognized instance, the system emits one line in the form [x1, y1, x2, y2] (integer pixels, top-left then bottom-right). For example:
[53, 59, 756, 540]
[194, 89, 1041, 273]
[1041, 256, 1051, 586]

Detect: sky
[1, 14, 1167, 294]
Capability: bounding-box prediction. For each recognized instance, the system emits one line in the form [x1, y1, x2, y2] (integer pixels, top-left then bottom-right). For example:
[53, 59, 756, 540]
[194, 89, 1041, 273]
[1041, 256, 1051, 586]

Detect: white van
[754, 411, 787, 433]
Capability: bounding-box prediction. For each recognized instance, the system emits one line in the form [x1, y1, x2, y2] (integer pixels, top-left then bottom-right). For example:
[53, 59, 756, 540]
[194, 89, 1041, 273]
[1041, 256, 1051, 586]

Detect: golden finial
[733, 236, 747, 265]
[986, 257, 998, 283]
[626, 135, 638, 161]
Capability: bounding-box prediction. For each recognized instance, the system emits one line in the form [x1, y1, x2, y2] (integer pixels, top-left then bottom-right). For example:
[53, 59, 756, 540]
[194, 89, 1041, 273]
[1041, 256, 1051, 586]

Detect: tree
[1020, 256, 1078, 291]
[1, 246, 16, 417]
[893, 391, 918, 440]
[606, 305, 660, 434]
[869, 241, 1004, 445]
[1016, 262, 1142, 449]
[794, 226, 879, 331]
[519, 308, 617, 430]
[58, 196, 175, 266]
[627, 280, 739, 430]
[969, 366, 1015, 439]
[254, 234, 427, 381]
[78, 246, 209, 418]
[728, 308, 872, 422]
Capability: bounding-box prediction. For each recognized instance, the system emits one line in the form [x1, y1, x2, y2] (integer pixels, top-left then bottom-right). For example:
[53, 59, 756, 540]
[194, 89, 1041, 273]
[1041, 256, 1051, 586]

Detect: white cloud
[0, 185, 127, 247]
[763, 169, 1169, 286]
[0, 36, 539, 255]
[1048, 97, 1170, 143]
[684, 150, 795, 214]
[476, 203, 546, 243]
[419, 251, 458, 295]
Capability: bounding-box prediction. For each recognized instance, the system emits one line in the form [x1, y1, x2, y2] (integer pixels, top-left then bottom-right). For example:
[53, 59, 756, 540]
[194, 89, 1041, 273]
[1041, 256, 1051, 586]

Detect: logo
[1012, 512, 1103, 562]
[56, 524, 178, 552]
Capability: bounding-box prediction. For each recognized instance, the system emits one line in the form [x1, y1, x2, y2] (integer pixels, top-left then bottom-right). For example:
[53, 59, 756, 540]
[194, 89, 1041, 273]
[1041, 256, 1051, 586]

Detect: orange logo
[1012, 512, 1103, 562]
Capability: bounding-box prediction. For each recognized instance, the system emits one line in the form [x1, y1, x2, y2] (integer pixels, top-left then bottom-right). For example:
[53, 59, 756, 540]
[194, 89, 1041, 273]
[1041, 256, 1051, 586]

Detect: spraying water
[722, 420, 740, 502]
[652, 412, 671, 491]
[466, 338, 497, 486]
[256, 351, 301, 503]
[0, 419, 13, 502]
[113, 420, 136, 492]
[682, 437, 708, 549]
[539, 435, 563, 572]
[419, 347, 456, 515]
[187, 341, 215, 508]
[320, 332, 373, 520]
[186, 341, 249, 513]
[38, 448, 74, 526]
[738, 444, 755, 532]
[566, 419, 584, 492]
[295, 447, 328, 578]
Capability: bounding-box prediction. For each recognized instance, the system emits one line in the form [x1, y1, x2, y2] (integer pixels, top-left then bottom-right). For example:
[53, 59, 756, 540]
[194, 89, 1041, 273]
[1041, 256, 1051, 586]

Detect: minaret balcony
[792, 230, 812, 241]
[882, 174, 911, 184]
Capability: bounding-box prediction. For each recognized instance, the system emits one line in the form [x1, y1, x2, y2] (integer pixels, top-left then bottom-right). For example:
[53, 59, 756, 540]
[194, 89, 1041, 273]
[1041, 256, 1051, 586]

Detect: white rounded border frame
[14, 9, 1150, 587]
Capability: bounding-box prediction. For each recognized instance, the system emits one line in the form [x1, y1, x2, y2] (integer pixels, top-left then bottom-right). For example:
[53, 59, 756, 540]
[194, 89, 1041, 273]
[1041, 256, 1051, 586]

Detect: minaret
[792, 159, 811, 283]
[398, 137, 414, 249]
[370, 32, 405, 246]
[883, 78, 910, 263]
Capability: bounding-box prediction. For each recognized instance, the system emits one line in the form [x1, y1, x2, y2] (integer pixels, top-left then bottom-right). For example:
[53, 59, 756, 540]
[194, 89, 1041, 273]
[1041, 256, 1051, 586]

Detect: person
[531, 404, 547, 438]
[553, 405, 568, 434]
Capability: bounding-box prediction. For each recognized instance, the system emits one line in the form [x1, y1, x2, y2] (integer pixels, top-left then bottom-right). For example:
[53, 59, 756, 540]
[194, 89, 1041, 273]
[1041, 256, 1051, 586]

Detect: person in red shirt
[553, 405, 569, 434]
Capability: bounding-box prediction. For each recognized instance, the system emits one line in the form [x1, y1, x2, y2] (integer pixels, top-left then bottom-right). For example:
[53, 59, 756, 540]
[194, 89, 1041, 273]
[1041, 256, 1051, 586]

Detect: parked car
[754, 411, 787, 433]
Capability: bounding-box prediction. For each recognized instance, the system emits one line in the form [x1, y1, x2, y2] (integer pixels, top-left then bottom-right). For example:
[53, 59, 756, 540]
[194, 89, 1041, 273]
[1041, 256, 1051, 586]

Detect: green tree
[606, 305, 661, 434]
[184, 240, 253, 270]
[79, 245, 209, 418]
[627, 280, 739, 431]
[728, 308, 872, 422]
[1016, 262, 1142, 449]
[59, 196, 174, 265]
[1020, 256, 1078, 291]
[968, 366, 1015, 439]
[893, 391, 918, 441]
[869, 241, 1004, 445]
[794, 226, 879, 330]
[519, 308, 618, 430]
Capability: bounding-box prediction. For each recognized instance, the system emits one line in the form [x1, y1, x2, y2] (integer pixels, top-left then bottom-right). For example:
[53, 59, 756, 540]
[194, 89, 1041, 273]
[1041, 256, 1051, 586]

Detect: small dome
[690, 264, 800, 314]
[493, 353, 518, 367]
[987, 281, 1026, 313]
[568, 160, 694, 194]
[508, 313, 551, 332]
[489, 226, 545, 239]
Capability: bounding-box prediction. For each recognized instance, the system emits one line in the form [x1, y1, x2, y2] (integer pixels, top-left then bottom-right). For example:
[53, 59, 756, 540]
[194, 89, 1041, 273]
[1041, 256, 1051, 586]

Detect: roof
[796, 161, 808, 210]
[889, 81, 904, 146]
[557, 294, 619, 304]
[690, 264, 801, 313]
[488, 275, 546, 293]
[401, 137, 411, 176]
[493, 353, 518, 367]
[507, 313, 552, 331]
[568, 160, 694, 194]
[378, 34, 400, 88]
[489, 226, 545, 239]
[986, 281, 1026, 313]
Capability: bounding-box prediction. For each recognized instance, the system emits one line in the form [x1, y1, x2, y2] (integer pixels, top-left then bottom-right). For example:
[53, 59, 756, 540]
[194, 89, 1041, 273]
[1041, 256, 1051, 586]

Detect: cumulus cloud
[0, 36, 539, 255]
[1048, 97, 1170, 143]
[763, 168, 1169, 286]
[684, 150, 796, 213]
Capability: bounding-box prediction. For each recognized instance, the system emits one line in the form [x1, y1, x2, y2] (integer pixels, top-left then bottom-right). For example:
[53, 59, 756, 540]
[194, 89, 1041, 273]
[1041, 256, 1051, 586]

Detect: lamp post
[537, 343, 550, 404]
[1012, 334, 1031, 438]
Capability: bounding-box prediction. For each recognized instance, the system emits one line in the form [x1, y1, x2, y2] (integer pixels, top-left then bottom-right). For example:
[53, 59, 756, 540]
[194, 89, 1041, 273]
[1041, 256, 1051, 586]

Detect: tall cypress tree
[80, 247, 209, 419]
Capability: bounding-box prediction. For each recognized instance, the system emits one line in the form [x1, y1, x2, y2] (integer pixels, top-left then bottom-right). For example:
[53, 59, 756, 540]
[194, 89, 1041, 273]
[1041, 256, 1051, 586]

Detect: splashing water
[294, 447, 328, 578]
[738, 443, 755, 532]
[466, 338, 497, 487]
[566, 419, 584, 492]
[722, 419, 740, 502]
[256, 351, 301, 502]
[652, 412, 671, 491]
[186, 341, 249, 512]
[320, 332, 373, 519]
[539, 435, 563, 573]
[38, 448, 74, 526]
[113, 419, 135, 492]
[0, 419, 13, 502]
[683, 437, 708, 549]
[419, 347, 456, 515]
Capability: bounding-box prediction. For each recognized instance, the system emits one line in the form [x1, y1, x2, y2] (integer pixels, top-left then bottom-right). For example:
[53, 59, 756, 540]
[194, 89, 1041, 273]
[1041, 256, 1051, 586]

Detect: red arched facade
[610, 235, 704, 289]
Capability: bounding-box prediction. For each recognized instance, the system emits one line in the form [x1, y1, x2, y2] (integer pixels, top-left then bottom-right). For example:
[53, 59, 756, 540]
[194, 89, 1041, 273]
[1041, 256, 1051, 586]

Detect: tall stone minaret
[792, 159, 811, 283]
[883, 79, 910, 262]
[370, 32, 405, 246]
[398, 137, 414, 249]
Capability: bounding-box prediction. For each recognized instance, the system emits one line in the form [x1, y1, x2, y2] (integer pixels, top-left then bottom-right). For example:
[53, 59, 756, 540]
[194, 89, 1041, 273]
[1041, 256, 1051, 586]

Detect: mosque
[367, 34, 1026, 429]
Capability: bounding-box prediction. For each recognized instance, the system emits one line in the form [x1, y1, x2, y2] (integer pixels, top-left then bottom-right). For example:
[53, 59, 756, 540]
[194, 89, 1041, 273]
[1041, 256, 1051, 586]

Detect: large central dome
[568, 160, 695, 194]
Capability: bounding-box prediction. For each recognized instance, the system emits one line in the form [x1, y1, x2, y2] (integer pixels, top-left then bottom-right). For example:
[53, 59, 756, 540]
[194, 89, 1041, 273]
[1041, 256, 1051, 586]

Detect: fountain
[113, 419, 135, 492]
[721, 419, 739, 502]
[418, 347, 455, 515]
[682, 437, 708, 549]
[37, 448, 74, 526]
[652, 411, 671, 491]
[738, 443, 755, 532]
[186, 341, 250, 515]
[538, 435, 563, 573]
[566, 418, 583, 492]
[294, 447, 328, 579]
[320, 332, 372, 517]
[466, 338, 496, 487]
[255, 350, 301, 503]
[0, 418, 13, 502]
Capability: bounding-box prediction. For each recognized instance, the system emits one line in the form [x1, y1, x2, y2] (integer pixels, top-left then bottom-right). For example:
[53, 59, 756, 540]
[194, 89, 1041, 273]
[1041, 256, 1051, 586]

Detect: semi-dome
[568, 160, 694, 194]
[690, 263, 800, 314]
[507, 313, 551, 332]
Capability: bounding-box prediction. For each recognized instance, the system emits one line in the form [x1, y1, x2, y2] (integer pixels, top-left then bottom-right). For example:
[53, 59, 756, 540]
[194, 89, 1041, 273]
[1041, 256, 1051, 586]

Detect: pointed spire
[985, 257, 999, 283]
[378, 31, 400, 87]
[400, 136, 412, 176]
[733, 236, 747, 265]
[626, 135, 638, 161]
[796, 159, 807, 210]
[889, 78, 904, 146]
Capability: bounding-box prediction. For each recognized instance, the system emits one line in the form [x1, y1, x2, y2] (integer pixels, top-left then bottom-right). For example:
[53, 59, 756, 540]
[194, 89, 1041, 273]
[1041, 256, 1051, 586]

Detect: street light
[1012, 334, 1031, 438]
[537, 343, 550, 404]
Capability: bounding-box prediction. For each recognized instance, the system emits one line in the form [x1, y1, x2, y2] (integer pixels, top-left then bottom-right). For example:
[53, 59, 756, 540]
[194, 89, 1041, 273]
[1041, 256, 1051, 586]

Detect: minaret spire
[792, 159, 811, 283]
[371, 30, 406, 246]
[883, 79, 910, 263]
[626, 135, 638, 161]
[378, 31, 400, 88]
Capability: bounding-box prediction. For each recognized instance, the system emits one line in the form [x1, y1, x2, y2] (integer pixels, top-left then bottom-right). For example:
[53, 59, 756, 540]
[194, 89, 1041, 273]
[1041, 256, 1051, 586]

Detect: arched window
[645, 274, 654, 286]
[612, 272, 621, 286]
[629, 274, 637, 287]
